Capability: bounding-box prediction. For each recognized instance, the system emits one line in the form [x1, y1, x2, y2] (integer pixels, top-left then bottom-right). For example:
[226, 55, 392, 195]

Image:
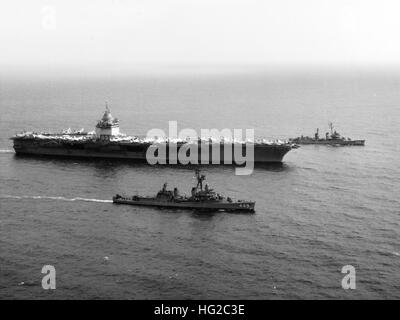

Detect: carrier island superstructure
[11, 107, 296, 163]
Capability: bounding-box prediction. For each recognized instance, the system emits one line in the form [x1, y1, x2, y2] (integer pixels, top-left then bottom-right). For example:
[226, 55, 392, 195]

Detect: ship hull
[113, 197, 255, 212]
[290, 139, 365, 146]
[12, 139, 292, 163]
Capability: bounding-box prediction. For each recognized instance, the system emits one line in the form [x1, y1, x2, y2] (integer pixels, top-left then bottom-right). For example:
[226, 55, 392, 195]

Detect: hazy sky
[1, 0, 400, 76]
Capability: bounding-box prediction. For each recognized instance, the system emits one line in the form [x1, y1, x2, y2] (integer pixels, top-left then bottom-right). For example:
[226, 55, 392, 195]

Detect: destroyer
[11, 106, 296, 163]
[113, 169, 255, 212]
[290, 123, 365, 146]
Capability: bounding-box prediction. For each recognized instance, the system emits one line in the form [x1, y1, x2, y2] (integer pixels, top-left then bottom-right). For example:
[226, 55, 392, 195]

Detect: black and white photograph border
[0, 0, 399, 309]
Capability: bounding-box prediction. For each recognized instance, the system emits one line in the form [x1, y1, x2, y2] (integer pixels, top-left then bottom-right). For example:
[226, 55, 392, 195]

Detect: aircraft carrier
[11, 107, 296, 163]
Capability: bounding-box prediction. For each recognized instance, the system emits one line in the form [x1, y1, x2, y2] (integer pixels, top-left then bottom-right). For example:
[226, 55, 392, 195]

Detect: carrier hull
[12, 139, 293, 163]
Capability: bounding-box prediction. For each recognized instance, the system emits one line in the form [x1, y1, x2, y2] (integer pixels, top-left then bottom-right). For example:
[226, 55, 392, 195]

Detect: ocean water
[0, 71, 399, 299]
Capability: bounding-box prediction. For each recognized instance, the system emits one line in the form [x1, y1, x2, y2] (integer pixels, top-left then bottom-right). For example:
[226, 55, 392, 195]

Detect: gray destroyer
[290, 123, 365, 146]
[113, 169, 255, 212]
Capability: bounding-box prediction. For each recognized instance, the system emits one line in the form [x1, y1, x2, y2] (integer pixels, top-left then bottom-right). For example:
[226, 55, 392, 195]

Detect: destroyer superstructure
[113, 169, 255, 212]
[290, 123, 365, 146]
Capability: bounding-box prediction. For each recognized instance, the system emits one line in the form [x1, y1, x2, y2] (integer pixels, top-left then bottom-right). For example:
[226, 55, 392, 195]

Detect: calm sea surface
[0, 72, 399, 299]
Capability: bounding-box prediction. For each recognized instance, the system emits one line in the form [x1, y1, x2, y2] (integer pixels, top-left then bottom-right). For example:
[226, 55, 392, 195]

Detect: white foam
[0, 149, 13, 153]
[1, 195, 112, 203]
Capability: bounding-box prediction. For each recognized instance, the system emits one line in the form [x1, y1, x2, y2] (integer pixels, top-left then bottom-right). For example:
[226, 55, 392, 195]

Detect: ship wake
[1, 195, 112, 203]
